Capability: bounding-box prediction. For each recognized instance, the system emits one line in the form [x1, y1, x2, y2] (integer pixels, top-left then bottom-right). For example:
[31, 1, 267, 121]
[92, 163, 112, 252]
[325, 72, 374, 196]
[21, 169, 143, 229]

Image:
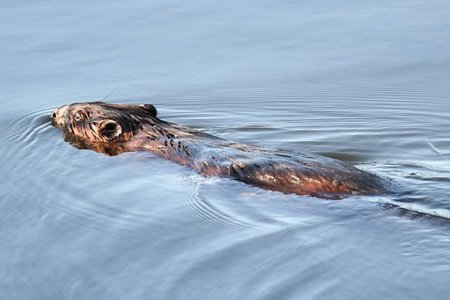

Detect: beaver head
[51, 102, 158, 143]
[52, 101, 221, 156]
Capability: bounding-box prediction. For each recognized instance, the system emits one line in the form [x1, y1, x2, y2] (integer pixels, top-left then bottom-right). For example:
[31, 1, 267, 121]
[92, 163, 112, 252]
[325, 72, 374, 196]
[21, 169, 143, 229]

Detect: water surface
[1, 1, 450, 299]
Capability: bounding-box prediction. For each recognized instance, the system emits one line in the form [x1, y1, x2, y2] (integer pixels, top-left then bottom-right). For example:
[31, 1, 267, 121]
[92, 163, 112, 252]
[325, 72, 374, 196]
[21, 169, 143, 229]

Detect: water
[1, 1, 450, 299]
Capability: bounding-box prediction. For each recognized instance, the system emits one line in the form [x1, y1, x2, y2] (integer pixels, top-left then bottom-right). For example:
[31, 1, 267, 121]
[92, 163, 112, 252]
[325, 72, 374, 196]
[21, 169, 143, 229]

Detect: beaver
[51, 102, 387, 196]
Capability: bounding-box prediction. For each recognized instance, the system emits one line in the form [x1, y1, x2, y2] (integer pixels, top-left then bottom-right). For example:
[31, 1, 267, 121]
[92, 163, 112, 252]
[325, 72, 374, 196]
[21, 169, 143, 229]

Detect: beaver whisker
[100, 88, 119, 102]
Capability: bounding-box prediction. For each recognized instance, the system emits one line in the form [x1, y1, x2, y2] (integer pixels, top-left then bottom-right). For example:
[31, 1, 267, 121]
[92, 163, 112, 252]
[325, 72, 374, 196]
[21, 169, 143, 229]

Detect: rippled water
[1, 1, 450, 299]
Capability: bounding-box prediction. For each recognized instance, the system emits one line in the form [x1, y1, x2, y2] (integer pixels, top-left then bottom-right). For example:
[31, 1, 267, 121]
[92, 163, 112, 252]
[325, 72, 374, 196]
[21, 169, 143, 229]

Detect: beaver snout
[51, 107, 61, 120]
[51, 105, 69, 129]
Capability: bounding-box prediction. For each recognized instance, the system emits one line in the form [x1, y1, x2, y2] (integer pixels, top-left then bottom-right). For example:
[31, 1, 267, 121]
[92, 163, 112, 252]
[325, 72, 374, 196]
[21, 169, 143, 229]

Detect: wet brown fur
[52, 102, 388, 196]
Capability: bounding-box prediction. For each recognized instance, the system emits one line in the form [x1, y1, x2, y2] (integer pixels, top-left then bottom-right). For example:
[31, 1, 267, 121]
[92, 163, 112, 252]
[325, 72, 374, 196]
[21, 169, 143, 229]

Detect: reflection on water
[2, 85, 449, 299]
[1, 0, 450, 299]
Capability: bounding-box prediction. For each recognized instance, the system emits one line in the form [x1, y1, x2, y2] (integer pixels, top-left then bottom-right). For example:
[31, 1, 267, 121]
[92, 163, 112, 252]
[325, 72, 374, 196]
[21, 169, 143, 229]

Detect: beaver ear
[139, 104, 157, 117]
[98, 120, 122, 141]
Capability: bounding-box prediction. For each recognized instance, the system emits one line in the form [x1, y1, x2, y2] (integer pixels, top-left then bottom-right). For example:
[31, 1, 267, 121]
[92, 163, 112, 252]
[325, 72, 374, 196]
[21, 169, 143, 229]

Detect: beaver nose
[51, 107, 60, 119]
[51, 105, 70, 129]
[51, 105, 68, 119]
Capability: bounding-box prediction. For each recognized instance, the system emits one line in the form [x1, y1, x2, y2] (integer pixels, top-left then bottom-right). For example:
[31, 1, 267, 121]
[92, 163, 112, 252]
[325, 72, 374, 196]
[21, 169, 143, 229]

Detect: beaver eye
[73, 111, 82, 122]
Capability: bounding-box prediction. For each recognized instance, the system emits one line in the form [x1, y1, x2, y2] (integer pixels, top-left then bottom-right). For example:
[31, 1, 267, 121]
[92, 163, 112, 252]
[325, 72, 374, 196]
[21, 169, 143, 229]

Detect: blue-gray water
[1, 1, 450, 299]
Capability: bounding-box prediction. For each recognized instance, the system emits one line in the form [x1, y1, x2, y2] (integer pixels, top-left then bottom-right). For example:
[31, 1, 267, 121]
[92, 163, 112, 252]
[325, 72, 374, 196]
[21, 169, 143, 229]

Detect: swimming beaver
[51, 102, 387, 196]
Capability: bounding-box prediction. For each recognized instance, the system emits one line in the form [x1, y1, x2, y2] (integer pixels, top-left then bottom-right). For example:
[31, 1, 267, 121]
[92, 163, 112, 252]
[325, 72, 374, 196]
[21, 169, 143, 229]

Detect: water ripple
[174, 173, 271, 231]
